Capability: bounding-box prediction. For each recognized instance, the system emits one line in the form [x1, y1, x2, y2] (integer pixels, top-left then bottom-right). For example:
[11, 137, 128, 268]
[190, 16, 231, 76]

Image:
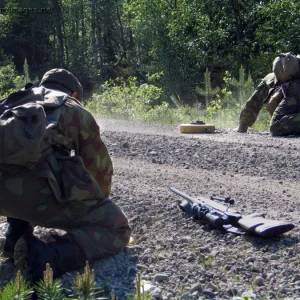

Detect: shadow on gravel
[60, 246, 139, 299]
[193, 220, 299, 252]
[0, 229, 138, 300]
[245, 234, 299, 252]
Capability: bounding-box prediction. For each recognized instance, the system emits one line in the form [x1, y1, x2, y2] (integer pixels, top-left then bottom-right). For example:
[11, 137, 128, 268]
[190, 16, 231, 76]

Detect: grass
[197, 253, 215, 267]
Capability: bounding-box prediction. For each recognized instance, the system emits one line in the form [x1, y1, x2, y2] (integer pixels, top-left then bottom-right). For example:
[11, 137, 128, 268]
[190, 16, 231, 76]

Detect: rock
[122, 142, 130, 149]
[253, 276, 264, 286]
[152, 287, 162, 299]
[206, 282, 218, 292]
[187, 252, 197, 262]
[189, 283, 203, 293]
[143, 283, 157, 293]
[245, 257, 255, 263]
[180, 292, 193, 300]
[293, 274, 300, 282]
[175, 149, 184, 153]
[150, 151, 158, 156]
[137, 264, 148, 270]
[242, 290, 257, 299]
[223, 264, 232, 271]
[202, 290, 215, 298]
[270, 254, 280, 260]
[154, 273, 170, 282]
[128, 152, 138, 156]
[227, 288, 238, 296]
[269, 291, 276, 299]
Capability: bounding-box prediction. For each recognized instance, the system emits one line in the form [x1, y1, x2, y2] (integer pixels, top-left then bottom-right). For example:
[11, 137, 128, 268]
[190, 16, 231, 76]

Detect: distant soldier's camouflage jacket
[239, 73, 300, 136]
[239, 73, 276, 129]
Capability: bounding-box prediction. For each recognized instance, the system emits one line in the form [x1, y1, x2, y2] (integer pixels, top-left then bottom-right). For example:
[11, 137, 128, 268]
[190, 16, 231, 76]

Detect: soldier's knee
[270, 124, 291, 136]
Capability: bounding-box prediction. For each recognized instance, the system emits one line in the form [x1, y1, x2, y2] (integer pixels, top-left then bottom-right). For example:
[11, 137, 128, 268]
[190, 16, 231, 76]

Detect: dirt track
[1, 119, 300, 299]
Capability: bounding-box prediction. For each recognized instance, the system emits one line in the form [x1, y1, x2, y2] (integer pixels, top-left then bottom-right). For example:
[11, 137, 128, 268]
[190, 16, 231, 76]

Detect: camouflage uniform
[270, 79, 300, 136]
[239, 73, 276, 130]
[239, 53, 300, 135]
[0, 84, 130, 263]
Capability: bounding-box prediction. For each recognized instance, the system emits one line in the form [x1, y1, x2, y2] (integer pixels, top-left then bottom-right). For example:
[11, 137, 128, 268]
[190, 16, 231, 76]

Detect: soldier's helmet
[40, 68, 83, 101]
[273, 52, 300, 84]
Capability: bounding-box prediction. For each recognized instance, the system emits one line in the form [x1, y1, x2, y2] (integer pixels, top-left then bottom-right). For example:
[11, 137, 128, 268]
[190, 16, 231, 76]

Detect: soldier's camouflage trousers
[0, 168, 131, 262]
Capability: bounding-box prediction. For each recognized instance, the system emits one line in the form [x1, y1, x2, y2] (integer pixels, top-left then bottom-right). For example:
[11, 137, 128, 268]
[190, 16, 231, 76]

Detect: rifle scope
[192, 204, 228, 229]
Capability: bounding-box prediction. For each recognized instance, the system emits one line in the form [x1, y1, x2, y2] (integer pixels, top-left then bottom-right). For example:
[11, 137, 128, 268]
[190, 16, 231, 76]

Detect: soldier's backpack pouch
[0, 85, 67, 168]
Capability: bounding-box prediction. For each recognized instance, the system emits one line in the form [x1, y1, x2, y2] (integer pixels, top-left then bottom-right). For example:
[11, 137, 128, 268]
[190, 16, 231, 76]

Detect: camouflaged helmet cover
[272, 52, 300, 84]
[40, 68, 83, 101]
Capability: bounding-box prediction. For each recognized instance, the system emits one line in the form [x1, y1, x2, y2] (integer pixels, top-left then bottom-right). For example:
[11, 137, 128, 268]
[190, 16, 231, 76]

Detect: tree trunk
[31, 22, 35, 63]
[91, 0, 97, 66]
[116, 4, 126, 57]
[51, 0, 65, 66]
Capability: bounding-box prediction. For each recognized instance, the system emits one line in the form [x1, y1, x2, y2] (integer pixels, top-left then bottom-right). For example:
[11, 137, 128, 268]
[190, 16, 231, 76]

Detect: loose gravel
[1, 119, 300, 300]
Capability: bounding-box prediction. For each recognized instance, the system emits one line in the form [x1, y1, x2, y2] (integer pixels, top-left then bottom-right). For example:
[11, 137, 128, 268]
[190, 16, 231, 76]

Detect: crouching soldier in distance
[237, 52, 300, 136]
[0, 69, 131, 282]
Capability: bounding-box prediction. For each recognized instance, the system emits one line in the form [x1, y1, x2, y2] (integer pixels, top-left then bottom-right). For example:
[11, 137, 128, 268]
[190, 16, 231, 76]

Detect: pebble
[253, 276, 264, 286]
[154, 273, 169, 282]
[189, 283, 203, 293]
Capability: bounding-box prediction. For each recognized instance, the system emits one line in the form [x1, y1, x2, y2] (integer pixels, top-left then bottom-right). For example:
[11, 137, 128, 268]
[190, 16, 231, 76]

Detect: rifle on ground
[169, 187, 294, 238]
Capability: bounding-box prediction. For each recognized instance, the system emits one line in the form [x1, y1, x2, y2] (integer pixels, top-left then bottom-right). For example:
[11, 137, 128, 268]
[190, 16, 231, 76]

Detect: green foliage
[0, 263, 155, 300]
[197, 254, 215, 267]
[70, 261, 105, 300]
[87, 76, 164, 121]
[0, 271, 33, 300]
[0, 57, 38, 97]
[86, 69, 269, 129]
[196, 68, 220, 107]
[0, 63, 17, 98]
[1, 0, 300, 102]
[123, 273, 151, 300]
[35, 264, 66, 300]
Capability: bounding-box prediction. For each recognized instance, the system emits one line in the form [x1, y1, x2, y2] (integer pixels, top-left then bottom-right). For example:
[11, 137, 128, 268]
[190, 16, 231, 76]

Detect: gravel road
[1, 119, 300, 300]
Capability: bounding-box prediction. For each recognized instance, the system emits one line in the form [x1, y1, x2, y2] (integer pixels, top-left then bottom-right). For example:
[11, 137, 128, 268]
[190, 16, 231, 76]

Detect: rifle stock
[169, 187, 295, 238]
[238, 217, 295, 238]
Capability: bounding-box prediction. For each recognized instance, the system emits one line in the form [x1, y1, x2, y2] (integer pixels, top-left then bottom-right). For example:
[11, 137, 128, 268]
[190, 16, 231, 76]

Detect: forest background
[1, 0, 300, 129]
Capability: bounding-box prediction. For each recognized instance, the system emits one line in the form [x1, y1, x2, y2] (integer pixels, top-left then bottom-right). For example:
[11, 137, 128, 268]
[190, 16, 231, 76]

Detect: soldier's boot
[2, 218, 33, 259]
[14, 232, 87, 283]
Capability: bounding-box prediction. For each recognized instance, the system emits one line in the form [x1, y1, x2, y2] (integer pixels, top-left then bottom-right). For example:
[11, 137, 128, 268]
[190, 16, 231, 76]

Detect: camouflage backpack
[0, 84, 68, 168]
[272, 52, 300, 84]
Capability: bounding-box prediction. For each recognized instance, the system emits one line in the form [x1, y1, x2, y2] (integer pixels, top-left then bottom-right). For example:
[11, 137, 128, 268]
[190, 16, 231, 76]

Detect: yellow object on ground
[179, 123, 215, 133]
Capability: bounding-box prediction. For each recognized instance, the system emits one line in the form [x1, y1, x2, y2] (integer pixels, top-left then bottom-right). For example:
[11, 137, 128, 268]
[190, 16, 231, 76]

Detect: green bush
[0, 63, 17, 99]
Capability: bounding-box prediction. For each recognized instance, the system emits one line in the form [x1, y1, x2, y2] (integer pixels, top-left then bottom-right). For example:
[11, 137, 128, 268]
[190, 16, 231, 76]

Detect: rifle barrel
[169, 187, 197, 203]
